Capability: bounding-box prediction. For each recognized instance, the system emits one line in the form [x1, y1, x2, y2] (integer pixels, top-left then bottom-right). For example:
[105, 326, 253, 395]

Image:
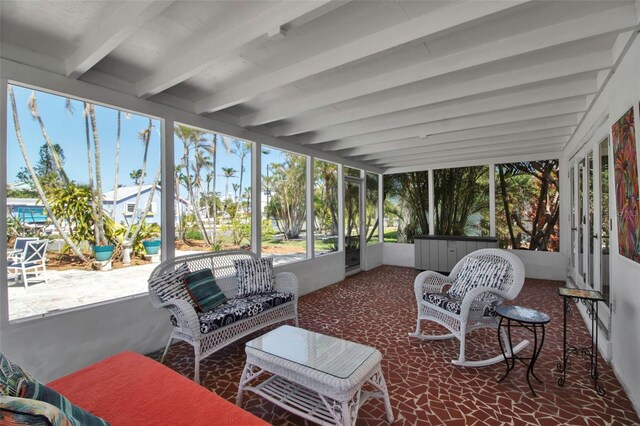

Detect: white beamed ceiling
[1, 0, 637, 172]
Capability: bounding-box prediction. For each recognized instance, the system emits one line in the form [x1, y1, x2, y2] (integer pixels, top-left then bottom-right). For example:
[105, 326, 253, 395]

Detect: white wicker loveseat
[410, 248, 526, 367]
[148, 250, 299, 383]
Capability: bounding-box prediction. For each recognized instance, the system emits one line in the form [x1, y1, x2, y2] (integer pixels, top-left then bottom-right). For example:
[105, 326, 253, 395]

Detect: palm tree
[9, 85, 88, 262]
[221, 167, 237, 201]
[27, 92, 69, 186]
[232, 141, 251, 207]
[174, 125, 212, 245]
[202, 134, 230, 245]
[88, 104, 107, 246]
[232, 183, 240, 204]
[129, 169, 144, 185]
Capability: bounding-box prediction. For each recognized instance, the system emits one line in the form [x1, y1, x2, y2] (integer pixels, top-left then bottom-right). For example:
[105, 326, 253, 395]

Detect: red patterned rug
[148, 265, 639, 425]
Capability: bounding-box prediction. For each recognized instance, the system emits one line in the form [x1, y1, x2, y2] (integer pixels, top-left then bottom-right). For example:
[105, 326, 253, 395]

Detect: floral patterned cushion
[423, 292, 497, 317]
[197, 292, 294, 334]
[0, 396, 70, 426]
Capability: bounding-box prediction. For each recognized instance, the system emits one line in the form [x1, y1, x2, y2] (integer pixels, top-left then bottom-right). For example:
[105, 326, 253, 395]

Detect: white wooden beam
[355, 131, 573, 161]
[243, 4, 636, 127]
[135, 0, 335, 98]
[270, 71, 598, 137]
[195, 0, 532, 114]
[370, 137, 568, 166]
[295, 82, 594, 145]
[316, 98, 586, 151]
[378, 143, 565, 168]
[338, 115, 579, 157]
[65, 1, 172, 79]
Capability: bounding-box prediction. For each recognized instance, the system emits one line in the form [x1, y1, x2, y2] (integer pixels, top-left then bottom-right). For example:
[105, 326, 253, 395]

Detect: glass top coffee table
[237, 325, 394, 426]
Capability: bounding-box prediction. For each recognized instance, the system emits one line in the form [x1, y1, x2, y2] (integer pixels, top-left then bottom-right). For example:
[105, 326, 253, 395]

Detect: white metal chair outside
[8, 237, 38, 262]
[7, 240, 49, 289]
[409, 248, 528, 367]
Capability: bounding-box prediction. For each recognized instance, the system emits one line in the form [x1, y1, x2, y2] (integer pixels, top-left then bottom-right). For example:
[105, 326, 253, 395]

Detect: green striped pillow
[184, 269, 228, 313]
[20, 382, 109, 426]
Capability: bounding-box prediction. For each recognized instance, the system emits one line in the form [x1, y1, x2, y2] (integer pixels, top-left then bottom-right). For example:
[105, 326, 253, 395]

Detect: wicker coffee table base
[237, 361, 393, 426]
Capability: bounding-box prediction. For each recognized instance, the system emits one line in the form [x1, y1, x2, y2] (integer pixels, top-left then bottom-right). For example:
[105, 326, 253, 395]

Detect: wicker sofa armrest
[274, 272, 299, 297]
[156, 298, 201, 340]
[414, 270, 453, 302]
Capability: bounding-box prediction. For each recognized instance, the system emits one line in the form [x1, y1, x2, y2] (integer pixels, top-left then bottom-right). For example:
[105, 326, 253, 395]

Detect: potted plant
[142, 239, 161, 255]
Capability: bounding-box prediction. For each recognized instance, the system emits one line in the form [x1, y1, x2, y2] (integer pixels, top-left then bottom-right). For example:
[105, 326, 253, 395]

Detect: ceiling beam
[65, 1, 172, 79]
[243, 3, 637, 127]
[370, 137, 568, 166]
[354, 129, 573, 161]
[294, 81, 594, 145]
[315, 98, 586, 151]
[337, 115, 579, 157]
[269, 54, 604, 137]
[195, 0, 532, 114]
[135, 0, 335, 98]
[378, 143, 564, 168]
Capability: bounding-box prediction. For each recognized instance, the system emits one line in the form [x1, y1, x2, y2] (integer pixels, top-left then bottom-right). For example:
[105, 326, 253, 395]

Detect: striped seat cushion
[448, 256, 508, 302]
[148, 264, 197, 310]
[184, 269, 227, 313]
[233, 258, 275, 297]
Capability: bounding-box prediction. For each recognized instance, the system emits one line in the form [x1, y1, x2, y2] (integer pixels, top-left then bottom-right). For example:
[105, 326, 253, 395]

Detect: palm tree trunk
[498, 165, 517, 248]
[112, 110, 121, 220]
[84, 103, 100, 245]
[88, 104, 107, 246]
[129, 165, 162, 244]
[10, 86, 88, 261]
[212, 135, 218, 244]
[125, 118, 152, 239]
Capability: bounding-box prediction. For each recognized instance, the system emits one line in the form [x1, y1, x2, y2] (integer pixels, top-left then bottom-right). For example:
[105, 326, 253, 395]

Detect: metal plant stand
[557, 287, 606, 396]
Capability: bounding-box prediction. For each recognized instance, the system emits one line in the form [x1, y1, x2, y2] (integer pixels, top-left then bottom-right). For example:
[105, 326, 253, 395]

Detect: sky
[7, 84, 344, 199]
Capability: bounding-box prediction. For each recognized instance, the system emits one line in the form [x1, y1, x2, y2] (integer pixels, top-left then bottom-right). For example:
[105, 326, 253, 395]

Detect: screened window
[173, 123, 251, 251]
[495, 160, 559, 251]
[433, 166, 489, 236]
[366, 173, 380, 245]
[314, 159, 339, 256]
[6, 84, 161, 320]
[383, 172, 429, 243]
[262, 147, 307, 265]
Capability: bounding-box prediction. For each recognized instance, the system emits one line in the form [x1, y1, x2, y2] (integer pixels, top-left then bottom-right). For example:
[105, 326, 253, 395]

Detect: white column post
[1, 78, 9, 327]
[161, 118, 175, 261]
[489, 163, 496, 237]
[378, 173, 383, 243]
[337, 164, 344, 252]
[428, 169, 435, 235]
[360, 169, 366, 268]
[252, 142, 262, 256]
[307, 156, 314, 259]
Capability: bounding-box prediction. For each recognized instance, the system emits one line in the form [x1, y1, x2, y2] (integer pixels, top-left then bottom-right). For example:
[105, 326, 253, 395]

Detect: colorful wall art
[612, 106, 640, 263]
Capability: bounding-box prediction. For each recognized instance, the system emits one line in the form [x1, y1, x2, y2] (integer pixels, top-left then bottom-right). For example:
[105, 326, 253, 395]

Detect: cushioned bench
[148, 250, 299, 383]
[48, 351, 268, 426]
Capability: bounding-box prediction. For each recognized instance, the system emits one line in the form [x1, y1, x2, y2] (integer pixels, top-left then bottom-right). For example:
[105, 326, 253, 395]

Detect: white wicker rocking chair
[409, 248, 527, 367]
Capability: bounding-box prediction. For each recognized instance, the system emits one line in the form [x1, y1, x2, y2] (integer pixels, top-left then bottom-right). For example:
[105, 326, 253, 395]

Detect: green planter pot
[143, 240, 161, 255]
[93, 245, 114, 262]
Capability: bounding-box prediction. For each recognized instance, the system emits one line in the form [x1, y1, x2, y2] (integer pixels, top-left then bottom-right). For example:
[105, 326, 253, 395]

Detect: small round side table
[496, 305, 551, 396]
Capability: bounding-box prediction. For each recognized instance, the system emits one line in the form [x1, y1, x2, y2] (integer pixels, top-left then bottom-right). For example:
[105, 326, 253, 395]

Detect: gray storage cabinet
[414, 235, 498, 273]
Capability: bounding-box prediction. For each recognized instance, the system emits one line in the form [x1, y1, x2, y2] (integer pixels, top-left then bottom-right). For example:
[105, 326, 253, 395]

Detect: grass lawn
[262, 237, 337, 252]
[383, 229, 398, 242]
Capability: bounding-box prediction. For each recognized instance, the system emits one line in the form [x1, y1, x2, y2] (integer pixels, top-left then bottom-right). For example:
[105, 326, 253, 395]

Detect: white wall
[382, 242, 567, 280]
[274, 252, 345, 297]
[563, 31, 640, 413]
[363, 243, 383, 271]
